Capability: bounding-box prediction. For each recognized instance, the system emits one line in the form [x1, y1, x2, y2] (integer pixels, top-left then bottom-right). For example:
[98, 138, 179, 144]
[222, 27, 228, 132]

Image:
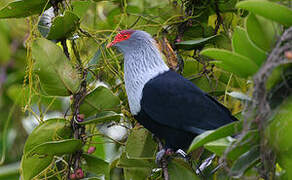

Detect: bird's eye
[123, 35, 128, 38]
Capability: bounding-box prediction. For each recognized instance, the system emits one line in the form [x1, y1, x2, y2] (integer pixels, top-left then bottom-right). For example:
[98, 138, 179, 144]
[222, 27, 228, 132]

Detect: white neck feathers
[123, 39, 169, 115]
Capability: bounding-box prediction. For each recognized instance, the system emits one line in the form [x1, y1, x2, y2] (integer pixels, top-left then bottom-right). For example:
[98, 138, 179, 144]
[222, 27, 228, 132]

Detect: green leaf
[117, 152, 155, 169]
[0, 0, 49, 19]
[7, 85, 63, 110]
[245, 13, 280, 52]
[188, 121, 242, 153]
[232, 27, 267, 66]
[227, 130, 259, 161]
[27, 139, 82, 157]
[72, 1, 92, 19]
[200, 48, 259, 78]
[20, 154, 53, 180]
[32, 38, 81, 96]
[230, 146, 260, 178]
[21, 119, 71, 180]
[80, 86, 120, 116]
[175, 35, 218, 50]
[46, 11, 80, 40]
[125, 128, 157, 159]
[118, 153, 154, 180]
[204, 137, 234, 156]
[168, 159, 200, 180]
[23, 119, 71, 154]
[78, 111, 122, 125]
[236, 0, 292, 26]
[124, 168, 152, 180]
[88, 46, 103, 68]
[82, 154, 110, 180]
[87, 46, 103, 82]
[217, 0, 237, 12]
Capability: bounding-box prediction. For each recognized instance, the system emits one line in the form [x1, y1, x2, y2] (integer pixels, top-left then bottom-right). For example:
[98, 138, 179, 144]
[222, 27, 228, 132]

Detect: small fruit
[75, 168, 84, 179]
[70, 173, 76, 180]
[87, 146, 96, 154]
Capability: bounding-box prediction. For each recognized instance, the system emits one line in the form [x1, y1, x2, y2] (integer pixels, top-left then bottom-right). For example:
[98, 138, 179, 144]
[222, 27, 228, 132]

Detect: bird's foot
[195, 154, 216, 175]
[155, 148, 174, 166]
[156, 148, 189, 166]
[175, 149, 187, 158]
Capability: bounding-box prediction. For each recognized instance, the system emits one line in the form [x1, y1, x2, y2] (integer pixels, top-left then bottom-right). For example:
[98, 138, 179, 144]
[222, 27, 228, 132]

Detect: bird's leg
[156, 148, 189, 165]
[155, 148, 166, 165]
[175, 149, 187, 158]
[195, 154, 216, 175]
[155, 148, 175, 165]
[154, 137, 169, 180]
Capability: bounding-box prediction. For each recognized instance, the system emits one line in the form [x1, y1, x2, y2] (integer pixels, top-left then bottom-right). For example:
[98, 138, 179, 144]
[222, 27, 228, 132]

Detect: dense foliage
[0, 0, 291, 179]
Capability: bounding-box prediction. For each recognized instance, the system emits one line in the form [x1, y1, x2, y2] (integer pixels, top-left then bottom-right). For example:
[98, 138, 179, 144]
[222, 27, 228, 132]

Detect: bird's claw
[155, 148, 188, 166]
[155, 148, 175, 165]
[196, 154, 216, 174]
[175, 149, 187, 158]
[155, 149, 166, 165]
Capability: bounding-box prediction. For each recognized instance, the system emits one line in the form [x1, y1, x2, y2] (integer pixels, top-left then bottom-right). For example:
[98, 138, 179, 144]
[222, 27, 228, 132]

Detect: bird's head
[106, 30, 154, 53]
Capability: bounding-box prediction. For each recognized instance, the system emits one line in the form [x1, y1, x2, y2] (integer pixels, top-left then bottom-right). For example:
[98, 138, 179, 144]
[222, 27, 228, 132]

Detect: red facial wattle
[107, 30, 134, 48]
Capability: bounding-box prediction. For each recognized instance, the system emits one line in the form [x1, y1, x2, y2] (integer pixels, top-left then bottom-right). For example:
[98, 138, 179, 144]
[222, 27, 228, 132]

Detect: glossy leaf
[21, 119, 71, 180]
[204, 137, 234, 156]
[20, 154, 53, 180]
[168, 159, 200, 180]
[27, 139, 82, 157]
[188, 121, 242, 153]
[82, 154, 110, 180]
[32, 38, 81, 96]
[227, 130, 259, 161]
[7, 85, 63, 110]
[246, 13, 279, 52]
[232, 27, 267, 66]
[236, 0, 292, 26]
[117, 152, 155, 169]
[86, 46, 104, 82]
[230, 146, 260, 178]
[175, 35, 218, 50]
[124, 168, 152, 180]
[72, 1, 92, 19]
[78, 111, 122, 125]
[23, 119, 71, 154]
[80, 86, 120, 116]
[46, 11, 80, 40]
[0, 0, 49, 19]
[125, 128, 157, 159]
[200, 48, 259, 78]
[118, 151, 154, 180]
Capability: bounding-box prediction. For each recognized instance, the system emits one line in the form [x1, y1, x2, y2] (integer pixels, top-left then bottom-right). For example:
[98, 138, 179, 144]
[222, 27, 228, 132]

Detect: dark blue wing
[140, 70, 235, 135]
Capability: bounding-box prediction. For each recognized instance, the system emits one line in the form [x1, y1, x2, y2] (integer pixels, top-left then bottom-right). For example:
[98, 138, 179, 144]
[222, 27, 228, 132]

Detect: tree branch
[61, 39, 70, 59]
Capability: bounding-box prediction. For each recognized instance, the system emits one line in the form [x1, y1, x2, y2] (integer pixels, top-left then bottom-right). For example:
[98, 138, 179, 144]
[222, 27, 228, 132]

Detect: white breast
[123, 41, 169, 115]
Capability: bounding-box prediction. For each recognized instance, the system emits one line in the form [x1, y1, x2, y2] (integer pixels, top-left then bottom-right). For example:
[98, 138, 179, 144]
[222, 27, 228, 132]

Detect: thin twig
[214, 0, 222, 34]
[61, 39, 70, 59]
